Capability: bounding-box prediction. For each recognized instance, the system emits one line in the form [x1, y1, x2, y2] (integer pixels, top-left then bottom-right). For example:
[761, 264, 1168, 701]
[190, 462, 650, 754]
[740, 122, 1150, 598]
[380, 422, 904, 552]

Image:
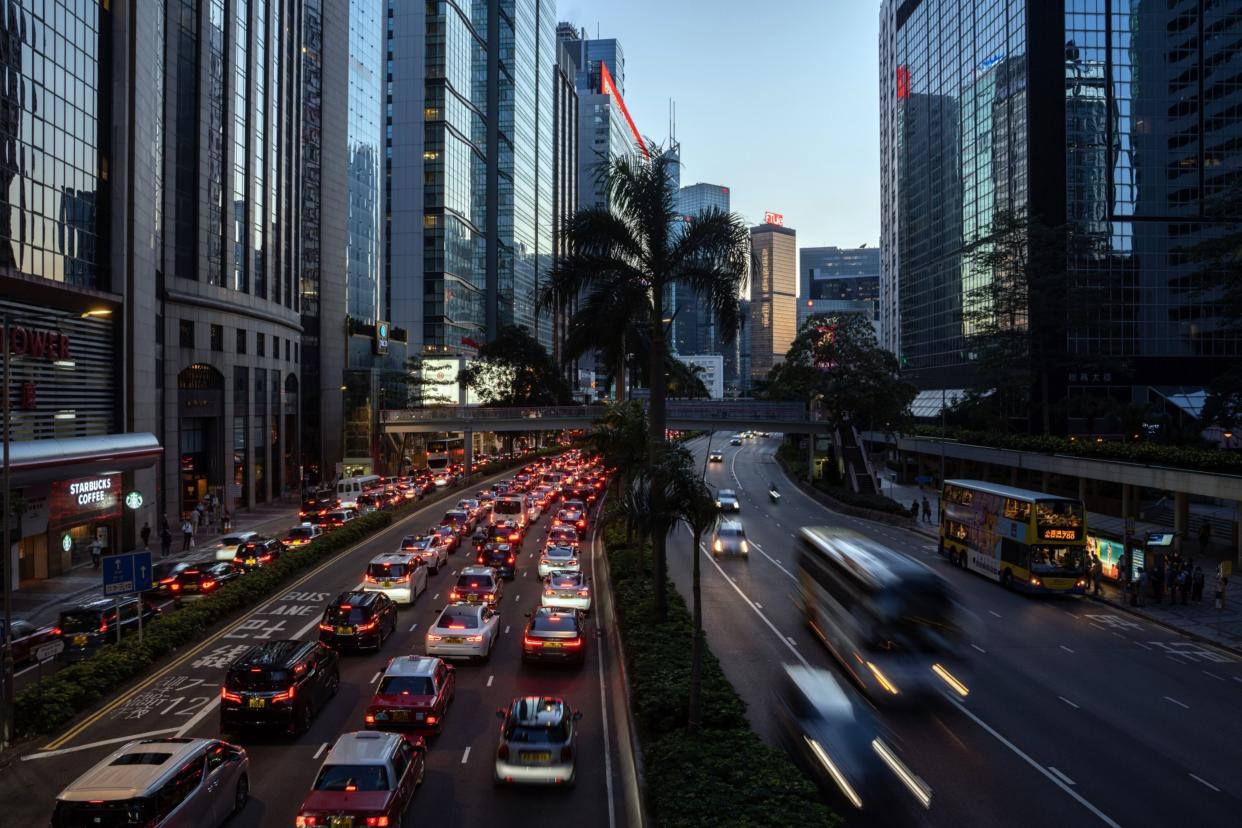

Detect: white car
[400, 535, 448, 573]
[715, 489, 741, 512]
[538, 543, 581, 578]
[541, 571, 591, 613]
[213, 531, 258, 562]
[426, 603, 500, 661]
[362, 552, 429, 606]
[525, 495, 543, 523]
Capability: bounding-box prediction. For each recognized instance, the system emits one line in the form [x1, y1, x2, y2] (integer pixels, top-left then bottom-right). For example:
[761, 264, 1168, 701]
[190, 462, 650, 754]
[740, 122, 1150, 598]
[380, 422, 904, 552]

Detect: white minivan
[336, 475, 381, 509]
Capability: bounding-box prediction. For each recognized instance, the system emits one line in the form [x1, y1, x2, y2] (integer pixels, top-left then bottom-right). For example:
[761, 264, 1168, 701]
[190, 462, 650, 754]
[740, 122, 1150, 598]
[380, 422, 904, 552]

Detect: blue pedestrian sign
[102, 551, 154, 596]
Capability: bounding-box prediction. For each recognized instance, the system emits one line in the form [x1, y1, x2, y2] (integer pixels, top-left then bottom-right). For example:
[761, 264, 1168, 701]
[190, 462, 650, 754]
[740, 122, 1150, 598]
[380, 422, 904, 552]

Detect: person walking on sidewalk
[1091, 554, 1103, 596]
[181, 517, 193, 551]
[140, 521, 151, 550]
[189, 507, 200, 535]
[222, 507, 232, 532]
[921, 496, 932, 524]
[89, 536, 103, 568]
[1135, 567, 1147, 607]
[160, 523, 173, 558]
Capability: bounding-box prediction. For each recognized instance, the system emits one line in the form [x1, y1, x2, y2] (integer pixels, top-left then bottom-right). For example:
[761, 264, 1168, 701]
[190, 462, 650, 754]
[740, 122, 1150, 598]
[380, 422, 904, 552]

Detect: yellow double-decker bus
[939, 480, 1088, 595]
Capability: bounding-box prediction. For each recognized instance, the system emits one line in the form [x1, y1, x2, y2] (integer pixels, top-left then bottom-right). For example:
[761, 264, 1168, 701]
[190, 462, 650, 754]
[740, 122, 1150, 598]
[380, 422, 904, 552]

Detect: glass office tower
[879, 0, 1242, 412]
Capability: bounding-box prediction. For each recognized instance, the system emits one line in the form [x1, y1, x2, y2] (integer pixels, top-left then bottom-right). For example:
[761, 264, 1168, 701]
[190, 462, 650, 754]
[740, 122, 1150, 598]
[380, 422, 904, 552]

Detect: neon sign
[599, 63, 648, 159]
[897, 65, 910, 100]
[764, 211, 784, 226]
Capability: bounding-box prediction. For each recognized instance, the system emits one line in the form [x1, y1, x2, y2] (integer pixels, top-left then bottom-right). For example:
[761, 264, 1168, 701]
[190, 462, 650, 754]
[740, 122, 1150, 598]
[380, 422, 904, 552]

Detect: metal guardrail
[382, 400, 814, 424]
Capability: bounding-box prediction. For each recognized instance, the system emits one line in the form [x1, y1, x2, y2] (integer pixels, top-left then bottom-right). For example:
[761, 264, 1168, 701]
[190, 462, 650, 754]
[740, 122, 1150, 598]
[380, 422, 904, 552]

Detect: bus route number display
[1042, 528, 1078, 541]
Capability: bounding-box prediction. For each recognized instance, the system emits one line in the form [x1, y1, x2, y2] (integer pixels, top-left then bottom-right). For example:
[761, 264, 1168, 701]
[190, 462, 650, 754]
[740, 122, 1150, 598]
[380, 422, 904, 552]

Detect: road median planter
[602, 521, 839, 827]
[12, 449, 564, 743]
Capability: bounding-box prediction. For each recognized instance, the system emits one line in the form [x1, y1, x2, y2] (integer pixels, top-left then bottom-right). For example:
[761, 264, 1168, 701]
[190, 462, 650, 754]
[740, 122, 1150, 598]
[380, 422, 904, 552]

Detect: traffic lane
[721, 439, 1242, 785]
[725, 442, 1242, 822]
[5, 471, 529, 822]
[662, 525, 1079, 828]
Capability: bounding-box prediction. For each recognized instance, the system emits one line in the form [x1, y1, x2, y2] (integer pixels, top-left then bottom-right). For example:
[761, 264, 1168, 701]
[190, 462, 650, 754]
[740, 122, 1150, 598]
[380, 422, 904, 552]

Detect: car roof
[324, 731, 402, 766]
[57, 738, 216, 802]
[383, 655, 440, 678]
[508, 696, 569, 727]
[546, 545, 575, 554]
[718, 519, 744, 532]
[231, 639, 315, 669]
[369, 552, 415, 564]
[718, 489, 737, 496]
[439, 603, 483, 617]
[459, 566, 496, 577]
[68, 596, 135, 612]
[220, 531, 258, 542]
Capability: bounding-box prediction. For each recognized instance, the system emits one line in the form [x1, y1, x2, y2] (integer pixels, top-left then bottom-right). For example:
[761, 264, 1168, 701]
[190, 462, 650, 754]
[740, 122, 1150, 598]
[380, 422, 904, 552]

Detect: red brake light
[318, 622, 333, 632]
[296, 816, 318, 826]
[340, 604, 353, 610]
[99, 619, 108, 633]
[202, 579, 216, 590]
[271, 685, 296, 703]
[365, 714, 375, 724]
[544, 590, 555, 597]
[52, 626, 62, 636]
[523, 636, 541, 647]
[564, 637, 583, 648]
[221, 688, 242, 703]
[170, 583, 181, 592]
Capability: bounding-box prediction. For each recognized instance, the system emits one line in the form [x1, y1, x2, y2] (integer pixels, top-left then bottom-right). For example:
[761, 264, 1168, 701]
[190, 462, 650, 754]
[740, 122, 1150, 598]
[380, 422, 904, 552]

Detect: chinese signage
[52, 474, 121, 522]
[375, 321, 390, 355]
[6, 326, 71, 361]
[764, 211, 784, 226]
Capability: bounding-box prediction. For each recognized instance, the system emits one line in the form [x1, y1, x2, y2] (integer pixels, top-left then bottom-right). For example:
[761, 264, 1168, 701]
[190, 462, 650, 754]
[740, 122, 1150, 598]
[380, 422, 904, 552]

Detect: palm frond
[668, 207, 750, 343]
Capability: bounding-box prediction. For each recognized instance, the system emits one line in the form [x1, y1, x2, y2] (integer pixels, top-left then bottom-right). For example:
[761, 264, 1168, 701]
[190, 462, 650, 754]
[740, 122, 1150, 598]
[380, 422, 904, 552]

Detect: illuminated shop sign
[52, 474, 121, 521]
[764, 211, 784, 226]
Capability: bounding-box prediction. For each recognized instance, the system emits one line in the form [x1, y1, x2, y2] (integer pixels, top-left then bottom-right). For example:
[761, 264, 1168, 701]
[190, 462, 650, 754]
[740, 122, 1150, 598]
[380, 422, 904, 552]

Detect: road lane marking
[504, 625, 511, 634]
[971, 644, 987, 654]
[988, 610, 1002, 618]
[1048, 767, 1076, 786]
[1164, 696, 1189, 709]
[515, 594, 520, 601]
[370, 671, 382, 684]
[409, 623, 419, 632]
[786, 636, 797, 646]
[947, 695, 1120, 827]
[1060, 645, 1075, 654]
[1189, 773, 1220, 792]
[461, 746, 471, 764]
[1202, 670, 1224, 681]
[432, 593, 439, 600]
[487, 675, 494, 687]
[1058, 696, 1079, 709]
[700, 543, 809, 668]
[1134, 640, 1151, 649]
[22, 728, 182, 761]
[314, 742, 329, 759]
[754, 602, 763, 610]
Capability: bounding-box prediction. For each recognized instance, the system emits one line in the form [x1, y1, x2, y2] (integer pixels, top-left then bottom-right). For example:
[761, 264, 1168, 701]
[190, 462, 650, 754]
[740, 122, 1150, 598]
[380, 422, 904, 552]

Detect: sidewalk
[880, 479, 1242, 651]
[12, 502, 303, 629]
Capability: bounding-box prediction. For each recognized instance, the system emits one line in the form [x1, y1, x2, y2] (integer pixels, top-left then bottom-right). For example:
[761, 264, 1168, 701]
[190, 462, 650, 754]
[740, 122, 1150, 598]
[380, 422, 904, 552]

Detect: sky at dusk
[559, 0, 882, 251]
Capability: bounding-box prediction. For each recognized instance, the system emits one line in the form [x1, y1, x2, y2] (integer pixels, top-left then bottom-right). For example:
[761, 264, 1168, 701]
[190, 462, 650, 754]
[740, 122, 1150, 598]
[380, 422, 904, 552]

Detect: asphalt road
[5, 463, 635, 828]
[672, 434, 1242, 828]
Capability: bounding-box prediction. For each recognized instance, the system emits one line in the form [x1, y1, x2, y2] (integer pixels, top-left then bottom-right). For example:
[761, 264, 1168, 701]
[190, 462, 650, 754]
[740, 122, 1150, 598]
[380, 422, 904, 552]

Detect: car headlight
[715, 500, 722, 508]
[740, 540, 748, 553]
[713, 539, 723, 552]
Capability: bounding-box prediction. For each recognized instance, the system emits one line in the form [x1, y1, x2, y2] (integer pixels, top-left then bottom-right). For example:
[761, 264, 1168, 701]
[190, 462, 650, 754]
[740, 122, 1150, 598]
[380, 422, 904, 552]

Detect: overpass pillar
[1174, 490, 1189, 540]
[464, 429, 474, 475]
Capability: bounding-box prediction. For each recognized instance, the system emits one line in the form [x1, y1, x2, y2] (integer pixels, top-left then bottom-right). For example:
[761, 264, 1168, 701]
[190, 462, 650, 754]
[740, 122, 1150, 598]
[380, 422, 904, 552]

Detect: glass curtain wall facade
[348, 0, 384, 325]
[675, 183, 732, 357]
[882, 0, 1242, 404]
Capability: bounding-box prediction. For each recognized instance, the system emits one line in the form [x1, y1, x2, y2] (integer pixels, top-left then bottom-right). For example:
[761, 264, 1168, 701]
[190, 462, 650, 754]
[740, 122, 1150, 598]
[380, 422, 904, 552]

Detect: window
[179, 320, 195, 349]
[236, 329, 247, 354]
[272, 336, 279, 360]
[210, 324, 224, 352]
[285, 339, 290, 361]
[155, 757, 205, 821]
[257, 333, 266, 357]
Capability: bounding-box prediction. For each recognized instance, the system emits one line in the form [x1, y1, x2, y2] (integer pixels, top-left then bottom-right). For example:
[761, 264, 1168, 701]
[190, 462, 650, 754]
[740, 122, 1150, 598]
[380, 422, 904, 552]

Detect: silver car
[213, 531, 258, 562]
[53, 737, 250, 827]
[715, 488, 741, 512]
[494, 696, 583, 786]
[426, 603, 500, 661]
[539, 543, 580, 578]
[711, 519, 749, 557]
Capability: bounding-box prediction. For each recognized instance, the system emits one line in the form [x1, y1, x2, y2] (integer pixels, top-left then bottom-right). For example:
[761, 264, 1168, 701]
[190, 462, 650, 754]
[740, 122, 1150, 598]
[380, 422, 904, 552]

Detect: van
[58, 597, 161, 661]
[336, 475, 381, 509]
[52, 737, 250, 827]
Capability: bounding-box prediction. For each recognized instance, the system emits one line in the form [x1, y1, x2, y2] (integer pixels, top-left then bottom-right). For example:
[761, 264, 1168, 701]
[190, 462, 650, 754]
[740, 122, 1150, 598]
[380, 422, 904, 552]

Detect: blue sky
[559, 0, 881, 249]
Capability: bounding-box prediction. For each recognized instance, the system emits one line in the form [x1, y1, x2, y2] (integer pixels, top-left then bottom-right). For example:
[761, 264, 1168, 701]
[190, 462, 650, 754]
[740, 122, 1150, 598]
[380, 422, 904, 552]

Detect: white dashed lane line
[313, 742, 329, 759]
[1164, 696, 1190, 709]
[1189, 773, 1221, 792]
[971, 644, 987, 654]
[1058, 696, 1080, 709]
[461, 747, 471, 764]
[370, 671, 381, 684]
[1060, 645, 1075, 654]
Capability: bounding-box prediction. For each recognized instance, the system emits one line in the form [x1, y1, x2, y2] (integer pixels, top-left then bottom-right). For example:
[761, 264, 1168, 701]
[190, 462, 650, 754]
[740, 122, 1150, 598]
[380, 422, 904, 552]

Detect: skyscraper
[879, 0, 1242, 417]
[798, 246, 881, 335]
[388, 0, 558, 359]
[674, 182, 733, 357]
[551, 37, 581, 382]
[749, 221, 797, 382]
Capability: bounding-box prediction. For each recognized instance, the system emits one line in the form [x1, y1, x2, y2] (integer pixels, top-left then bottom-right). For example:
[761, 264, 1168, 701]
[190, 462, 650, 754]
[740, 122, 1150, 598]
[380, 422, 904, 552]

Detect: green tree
[626, 442, 697, 621]
[401, 356, 455, 407]
[672, 471, 718, 735]
[541, 146, 750, 447]
[590, 401, 650, 540]
[457, 325, 574, 407]
[761, 313, 915, 431]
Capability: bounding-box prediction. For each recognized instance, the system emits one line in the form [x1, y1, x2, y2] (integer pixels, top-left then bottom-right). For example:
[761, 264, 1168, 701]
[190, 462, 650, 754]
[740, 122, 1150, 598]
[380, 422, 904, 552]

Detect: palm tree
[628, 442, 698, 620]
[673, 471, 717, 735]
[541, 147, 750, 446]
[592, 402, 650, 540]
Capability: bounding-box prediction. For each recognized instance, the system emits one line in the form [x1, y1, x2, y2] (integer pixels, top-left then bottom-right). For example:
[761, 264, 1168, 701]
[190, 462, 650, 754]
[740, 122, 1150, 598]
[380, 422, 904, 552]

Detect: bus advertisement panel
[939, 480, 1087, 595]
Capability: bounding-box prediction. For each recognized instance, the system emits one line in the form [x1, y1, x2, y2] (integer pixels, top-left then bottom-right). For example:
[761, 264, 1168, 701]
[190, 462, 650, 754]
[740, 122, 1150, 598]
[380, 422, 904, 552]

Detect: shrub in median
[604, 523, 838, 827]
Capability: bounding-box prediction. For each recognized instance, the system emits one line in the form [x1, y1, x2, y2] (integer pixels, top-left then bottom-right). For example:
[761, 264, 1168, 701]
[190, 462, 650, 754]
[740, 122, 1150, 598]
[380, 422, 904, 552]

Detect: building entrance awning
[4, 433, 162, 487]
[1150, 387, 1208, 419]
[910, 389, 972, 419]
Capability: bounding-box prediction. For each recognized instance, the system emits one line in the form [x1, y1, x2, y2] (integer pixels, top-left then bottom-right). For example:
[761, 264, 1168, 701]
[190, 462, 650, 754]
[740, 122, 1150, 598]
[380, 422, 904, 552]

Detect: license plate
[381, 581, 392, 587]
[521, 751, 552, 762]
[248, 697, 266, 709]
[73, 634, 87, 646]
[329, 817, 355, 828]
[245, 558, 258, 566]
[395, 711, 410, 722]
[445, 637, 463, 644]
[336, 626, 354, 635]
[543, 641, 563, 649]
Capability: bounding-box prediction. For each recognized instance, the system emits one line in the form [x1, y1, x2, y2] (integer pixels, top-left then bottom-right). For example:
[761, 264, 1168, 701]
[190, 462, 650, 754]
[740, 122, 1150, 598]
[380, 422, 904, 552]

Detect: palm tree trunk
[653, 520, 668, 622]
[688, 525, 704, 735]
[649, 289, 667, 447]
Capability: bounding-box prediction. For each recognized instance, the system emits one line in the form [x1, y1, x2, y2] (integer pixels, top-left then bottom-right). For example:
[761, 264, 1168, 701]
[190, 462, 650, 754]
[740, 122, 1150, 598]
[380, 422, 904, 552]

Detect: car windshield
[368, 562, 409, 578]
[547, 547, 573, 559]
[719, 526, 744, 538]
[437, 610, 480, 629]
[314, 764, 390, 792]
[227, 668, 290, 691]
[531, 612, 579, 632]
[57, 611, 102, 634]
[550, 575, 583, 588]
[287, 527, 315, 539]
[324, 606, 370, 624]
[718, 490, 736, 498]
[377, 676, 434, 696]
[456, 574, 494, 590]
[507, 723, 569, 743]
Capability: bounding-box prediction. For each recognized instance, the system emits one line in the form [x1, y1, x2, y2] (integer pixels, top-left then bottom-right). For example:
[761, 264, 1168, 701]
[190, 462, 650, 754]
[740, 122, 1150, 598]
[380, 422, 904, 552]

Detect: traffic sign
[35, 640, 64, 663]
[102, 550, 153, 596]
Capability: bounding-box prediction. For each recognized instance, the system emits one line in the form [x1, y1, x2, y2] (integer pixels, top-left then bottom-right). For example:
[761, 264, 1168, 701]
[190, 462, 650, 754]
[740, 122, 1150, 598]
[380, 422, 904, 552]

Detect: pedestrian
[160, 523, 173, 558]
[1136, 567, 1147, 607]
[194, 501, 205, 532]
[222, 507, 232, 532]
[1199, 521, 1211, 557]
[1177, 565, 1189, 605]
[1192, 566, 1205, 602]
[1117, 550, 1129, 585]
[1092, 555, 1103, 596]
[189, 507, 200, 535]
[89, 536, 103, 568]
[921, 496, 932, 524]
[910, 500, 919, 520]
[140, 521, 151, 549]
[181, 516, 193, 551]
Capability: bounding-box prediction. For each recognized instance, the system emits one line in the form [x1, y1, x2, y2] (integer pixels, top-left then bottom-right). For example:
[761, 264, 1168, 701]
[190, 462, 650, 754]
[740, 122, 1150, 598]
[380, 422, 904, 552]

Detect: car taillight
[296, 815, 318, 826]
[576, 520, 586, 528]
[509, 532, 520, 541]
[485, 593, 495, 601]
[318, 622, 333, 632]
[271, 685, 296, 703]
[568, 560, 578, 566]
[449, 591, 459, 601]
[467, 635, 483, 643]
[540, 558, 550, 567]
[476, 556, 485, 565]
[544, 590, 555, 597]
[365, 713, 376, 724]
[427, 633, 442, 642]
[507, 556, 515, 565]
[52, 626, 62, 636]
[259, 554, 273, 562]
[99, 619, 108, 633]
[170, 583, 181, 592]
[564, 637, 583, 648]
[523, 636, 541, 647]
[202, 579, 217, 590]
[221, 688, 242, 703]
[578, 590, 590, 597]
[358, 619, 379, 632]
[498, 743, 509, 760]
[427, 714, 438, 724]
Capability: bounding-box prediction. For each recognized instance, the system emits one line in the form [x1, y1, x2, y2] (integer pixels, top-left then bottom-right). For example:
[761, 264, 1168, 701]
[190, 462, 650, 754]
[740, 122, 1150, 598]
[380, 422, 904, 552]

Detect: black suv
[220, 640, 340, 736]
[477, 543, 517, 579]
[57, 597, 161, 661]
[318, 591, 398, 651]
[233, 537, 285, 572]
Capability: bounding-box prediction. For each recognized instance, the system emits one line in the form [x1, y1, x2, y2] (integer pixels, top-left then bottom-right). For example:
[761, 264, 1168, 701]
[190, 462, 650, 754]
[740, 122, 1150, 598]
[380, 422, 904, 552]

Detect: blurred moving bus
[939, 479, 1087, 595]
[796, 527, 969, 702]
